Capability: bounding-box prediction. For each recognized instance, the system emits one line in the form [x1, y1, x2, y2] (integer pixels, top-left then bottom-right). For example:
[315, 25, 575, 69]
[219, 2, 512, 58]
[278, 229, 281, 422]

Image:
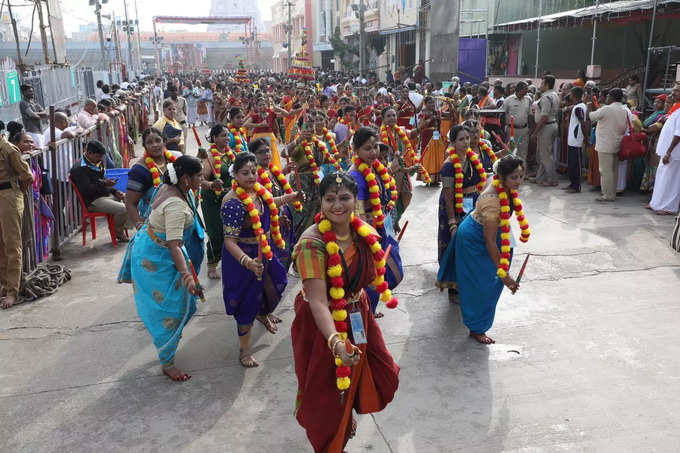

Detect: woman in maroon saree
[291, 173, 400, 453]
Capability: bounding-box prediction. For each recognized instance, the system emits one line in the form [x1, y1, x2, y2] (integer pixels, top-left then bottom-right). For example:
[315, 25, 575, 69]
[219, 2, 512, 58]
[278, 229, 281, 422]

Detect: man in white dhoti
[649, 85, 680, 215]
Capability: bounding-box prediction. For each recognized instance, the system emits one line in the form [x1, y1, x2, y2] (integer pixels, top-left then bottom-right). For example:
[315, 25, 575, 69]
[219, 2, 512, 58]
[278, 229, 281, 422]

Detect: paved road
[2, 133, 680, 452]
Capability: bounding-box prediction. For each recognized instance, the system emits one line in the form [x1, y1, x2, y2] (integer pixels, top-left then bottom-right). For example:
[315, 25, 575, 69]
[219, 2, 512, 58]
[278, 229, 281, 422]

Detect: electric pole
[7, 1, 24, 71]
[93, 1, 109, 77]
[286, 1, 293, 72]
[123, 0, 134, 75]
[35, 0, 50, 64]
[359, 0, 365, 77]
[134, 0, 143, 73]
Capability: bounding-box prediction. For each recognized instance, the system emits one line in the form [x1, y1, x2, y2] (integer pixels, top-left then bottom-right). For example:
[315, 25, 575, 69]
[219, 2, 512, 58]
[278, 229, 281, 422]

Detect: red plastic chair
[69, 177, 126, 247]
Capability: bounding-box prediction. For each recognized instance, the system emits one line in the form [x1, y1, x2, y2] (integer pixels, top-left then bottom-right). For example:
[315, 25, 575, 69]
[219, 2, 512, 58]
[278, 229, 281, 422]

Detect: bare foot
[239, 349, 259, 368]
[268, 314, 283, 324]
[655, 210, 675, 216]
[208, 269, 220, 280]
[163, 365, 191, 382]
[470, 332, 495, 344]
[0, 295, 17, 309]
[374, 312, 384, 319]
[645, 204, 652, 210]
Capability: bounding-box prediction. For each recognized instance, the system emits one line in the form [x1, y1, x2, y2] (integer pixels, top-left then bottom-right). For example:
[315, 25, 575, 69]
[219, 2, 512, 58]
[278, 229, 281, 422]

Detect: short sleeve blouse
[221, 197, 246, 238]
[127, 163, 152, 194]
[293, 238, 327, 281]
[472, 194, 501, 224]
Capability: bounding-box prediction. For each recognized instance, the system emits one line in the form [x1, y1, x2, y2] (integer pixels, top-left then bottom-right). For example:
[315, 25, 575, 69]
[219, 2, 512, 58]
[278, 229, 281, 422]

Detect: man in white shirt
[407, 82, 424, 111]
[588, 88, 629, 201]
[43, 112, 82, 182]
[649, 84, 680, 214]
[94, 80, 105, 101]
[564, 86, 588, 193]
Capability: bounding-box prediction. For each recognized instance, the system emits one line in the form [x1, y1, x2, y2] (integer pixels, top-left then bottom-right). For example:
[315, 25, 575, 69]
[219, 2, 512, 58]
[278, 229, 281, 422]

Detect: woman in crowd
[252, 137, 297, 271]
[183, 81, 199, 127]
[227, 107, 250, 153]
[640, 94, 670, 193]
[438, 155, 529, 344]
[288, 120, 324, 238]
[199, 124, 234, 279]
[291, 173, 400, 453]
[250, 97, 283, 168]
[348, 127, 403, 315]
[221, 152, 298, 367]
[125, 128, 177, 228]
[463, 119, 499, 171]
[1, 126, 35, 309]
[436, 125, 487, 302]
[153, 100, 184, 153]
[126, 155, 205, 381]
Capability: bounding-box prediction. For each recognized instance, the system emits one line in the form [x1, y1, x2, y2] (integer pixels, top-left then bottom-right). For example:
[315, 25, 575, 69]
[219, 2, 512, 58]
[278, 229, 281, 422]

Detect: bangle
[448, 218, 457, 226]
[327, 332, 340, 351]
[239, 255, 248, 266]
[330, 337, 343, 355]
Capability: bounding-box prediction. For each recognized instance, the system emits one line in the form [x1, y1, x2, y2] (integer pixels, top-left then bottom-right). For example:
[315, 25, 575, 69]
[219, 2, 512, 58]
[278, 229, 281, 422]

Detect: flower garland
[232, 180, 285, 261]
[380, 124, 431, 184]
[339, 117, 354, 135]
[145, 149, 177, 187]
[478, 140, 498, 164]
[268, 163, 303, 212]
[322, 127, 341, 160]
[256, 166, 274, 192]
[447, 147, 487, 213]
[209, 144, 235, 196]
[316, 212, 398, 392]
[301, 141, 321, 185]
[228, 123, 247, 153]
[494, 175, 531, 278]
[313, 136, 342, 172]
[352, 156, 391, 226]
[372, 159, 398, 211]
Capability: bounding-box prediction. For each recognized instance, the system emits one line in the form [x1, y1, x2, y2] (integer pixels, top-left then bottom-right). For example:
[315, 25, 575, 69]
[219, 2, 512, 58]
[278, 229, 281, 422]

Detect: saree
[221, 196, 288, 332]
[437, 198, 512, 334]
[201, 155, 232, 268]
[289, 143, 323, 238]
[291, 236, 400, 453]
[437, 160, 481, 263]
[127, 193, 205, 365]
[263, 173, 296, 270]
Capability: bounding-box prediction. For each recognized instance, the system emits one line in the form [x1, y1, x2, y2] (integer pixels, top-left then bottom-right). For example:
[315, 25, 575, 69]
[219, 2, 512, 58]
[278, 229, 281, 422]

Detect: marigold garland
[372, 159, 398, 211]
[494, 175, 530, 279]
[339, 117, 355, 135]
[268, 163, 303, 212]
[322, 127, 341, 160]
[228, 123, 247, 153]
[478, 140, 498, 164]
[447, 147, 487, 213]
[145, 149, 176, 188]
[313, 136, 342, 172]
[352, 156, 391, 226]
[301, 140, 321, 185]
[209, 143, 235, 195]
[316, 212, 398, 393]
[232, 180, 285, 261]
[380, 124, 431, 184]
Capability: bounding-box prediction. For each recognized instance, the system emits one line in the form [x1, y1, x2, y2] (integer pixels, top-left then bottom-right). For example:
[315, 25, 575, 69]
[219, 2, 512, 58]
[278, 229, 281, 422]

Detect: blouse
[471, 194, 501, 224]
[149, 197, 194, 241]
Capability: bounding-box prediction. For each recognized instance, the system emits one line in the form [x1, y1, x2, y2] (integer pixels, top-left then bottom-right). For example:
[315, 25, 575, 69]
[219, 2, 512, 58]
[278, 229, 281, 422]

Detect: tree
[330, 26, 359, 70]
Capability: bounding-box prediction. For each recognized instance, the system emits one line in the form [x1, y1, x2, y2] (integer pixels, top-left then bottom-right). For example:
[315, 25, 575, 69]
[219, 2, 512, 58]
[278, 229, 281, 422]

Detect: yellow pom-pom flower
[327, 264, 342, 278]
[357, 225, 370, 237]
[329, 287, 345, 300]
[337, 377, 351, 390]
[326, 242, 340, 255]
[332, 308, 348, 321]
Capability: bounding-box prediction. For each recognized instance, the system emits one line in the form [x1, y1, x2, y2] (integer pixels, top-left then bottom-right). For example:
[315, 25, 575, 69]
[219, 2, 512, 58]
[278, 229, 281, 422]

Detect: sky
[12, 0, 278, 35]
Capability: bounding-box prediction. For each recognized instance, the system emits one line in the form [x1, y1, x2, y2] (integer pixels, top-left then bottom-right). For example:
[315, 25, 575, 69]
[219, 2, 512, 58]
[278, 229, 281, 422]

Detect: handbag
[619, 115, 648, 161]
[671, 214, 680, 253]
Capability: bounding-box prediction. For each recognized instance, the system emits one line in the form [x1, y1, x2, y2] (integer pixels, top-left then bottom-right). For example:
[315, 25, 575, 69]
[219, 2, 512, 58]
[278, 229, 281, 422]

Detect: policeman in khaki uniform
[502, 81, 532, 164]
[531, 75, 560, 186]
[0, 131, 34, 308]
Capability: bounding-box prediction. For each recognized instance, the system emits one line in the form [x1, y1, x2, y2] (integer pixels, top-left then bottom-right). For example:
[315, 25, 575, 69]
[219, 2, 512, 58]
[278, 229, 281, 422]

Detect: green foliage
[329, 26, 359, 69]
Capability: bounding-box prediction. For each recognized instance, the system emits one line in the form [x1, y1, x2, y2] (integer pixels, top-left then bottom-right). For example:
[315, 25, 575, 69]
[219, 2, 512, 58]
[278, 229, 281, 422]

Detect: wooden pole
[7, 1, 25, 71]
[35, 0, 50, 64]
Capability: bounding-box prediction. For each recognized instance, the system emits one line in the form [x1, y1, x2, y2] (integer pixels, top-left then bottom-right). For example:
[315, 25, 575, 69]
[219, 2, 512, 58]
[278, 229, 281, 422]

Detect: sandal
[256, 315, 278, 334]
[268, 314, 283, 324]
[350, 416, 358, 438]
[239, 349, 259, 368]
[207, 269, 220, 280]
[374, 312, 384, 319]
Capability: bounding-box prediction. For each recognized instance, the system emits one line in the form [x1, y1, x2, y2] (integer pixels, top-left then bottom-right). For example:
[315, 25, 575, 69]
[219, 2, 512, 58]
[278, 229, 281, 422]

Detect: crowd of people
[1, 65, 679, 452]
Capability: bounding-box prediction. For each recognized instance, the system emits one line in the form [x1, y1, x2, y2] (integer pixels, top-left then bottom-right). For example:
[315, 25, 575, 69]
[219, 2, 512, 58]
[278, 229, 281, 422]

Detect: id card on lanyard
[349, 311, 367, 345]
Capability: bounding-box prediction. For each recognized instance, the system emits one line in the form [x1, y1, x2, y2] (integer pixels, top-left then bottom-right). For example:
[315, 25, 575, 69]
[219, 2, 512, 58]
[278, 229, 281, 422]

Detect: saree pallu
[421, 136, 447, 180]
[221, 198, 288, 330]
[291, 172, 321, 239]
[250, 132, 282, 169]
[291, 239, 399, 453]
[437, 215, 511, 334]
[129, 215, 205, 365]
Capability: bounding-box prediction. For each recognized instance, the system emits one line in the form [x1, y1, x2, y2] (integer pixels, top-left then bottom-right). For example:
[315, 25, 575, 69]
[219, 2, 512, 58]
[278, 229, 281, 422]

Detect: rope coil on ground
[17, 264, 72, 305]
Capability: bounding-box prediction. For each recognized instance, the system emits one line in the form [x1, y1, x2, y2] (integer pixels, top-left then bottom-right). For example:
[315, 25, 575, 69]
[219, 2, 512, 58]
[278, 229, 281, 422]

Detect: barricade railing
[19, 88, 155, 273]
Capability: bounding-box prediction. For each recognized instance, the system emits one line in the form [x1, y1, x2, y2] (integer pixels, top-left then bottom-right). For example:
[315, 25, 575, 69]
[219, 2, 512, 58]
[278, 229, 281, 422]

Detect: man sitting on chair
[69, 140, 129, 242]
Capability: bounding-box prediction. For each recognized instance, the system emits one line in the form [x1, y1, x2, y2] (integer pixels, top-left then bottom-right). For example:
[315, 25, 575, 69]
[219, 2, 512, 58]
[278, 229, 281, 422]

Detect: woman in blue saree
[348, 127, 404, 316]
[437, 155, 524, 344]
[123, 155, 205, 381]
[221, 152, 298, 368]
[436, 125, 483, 302]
